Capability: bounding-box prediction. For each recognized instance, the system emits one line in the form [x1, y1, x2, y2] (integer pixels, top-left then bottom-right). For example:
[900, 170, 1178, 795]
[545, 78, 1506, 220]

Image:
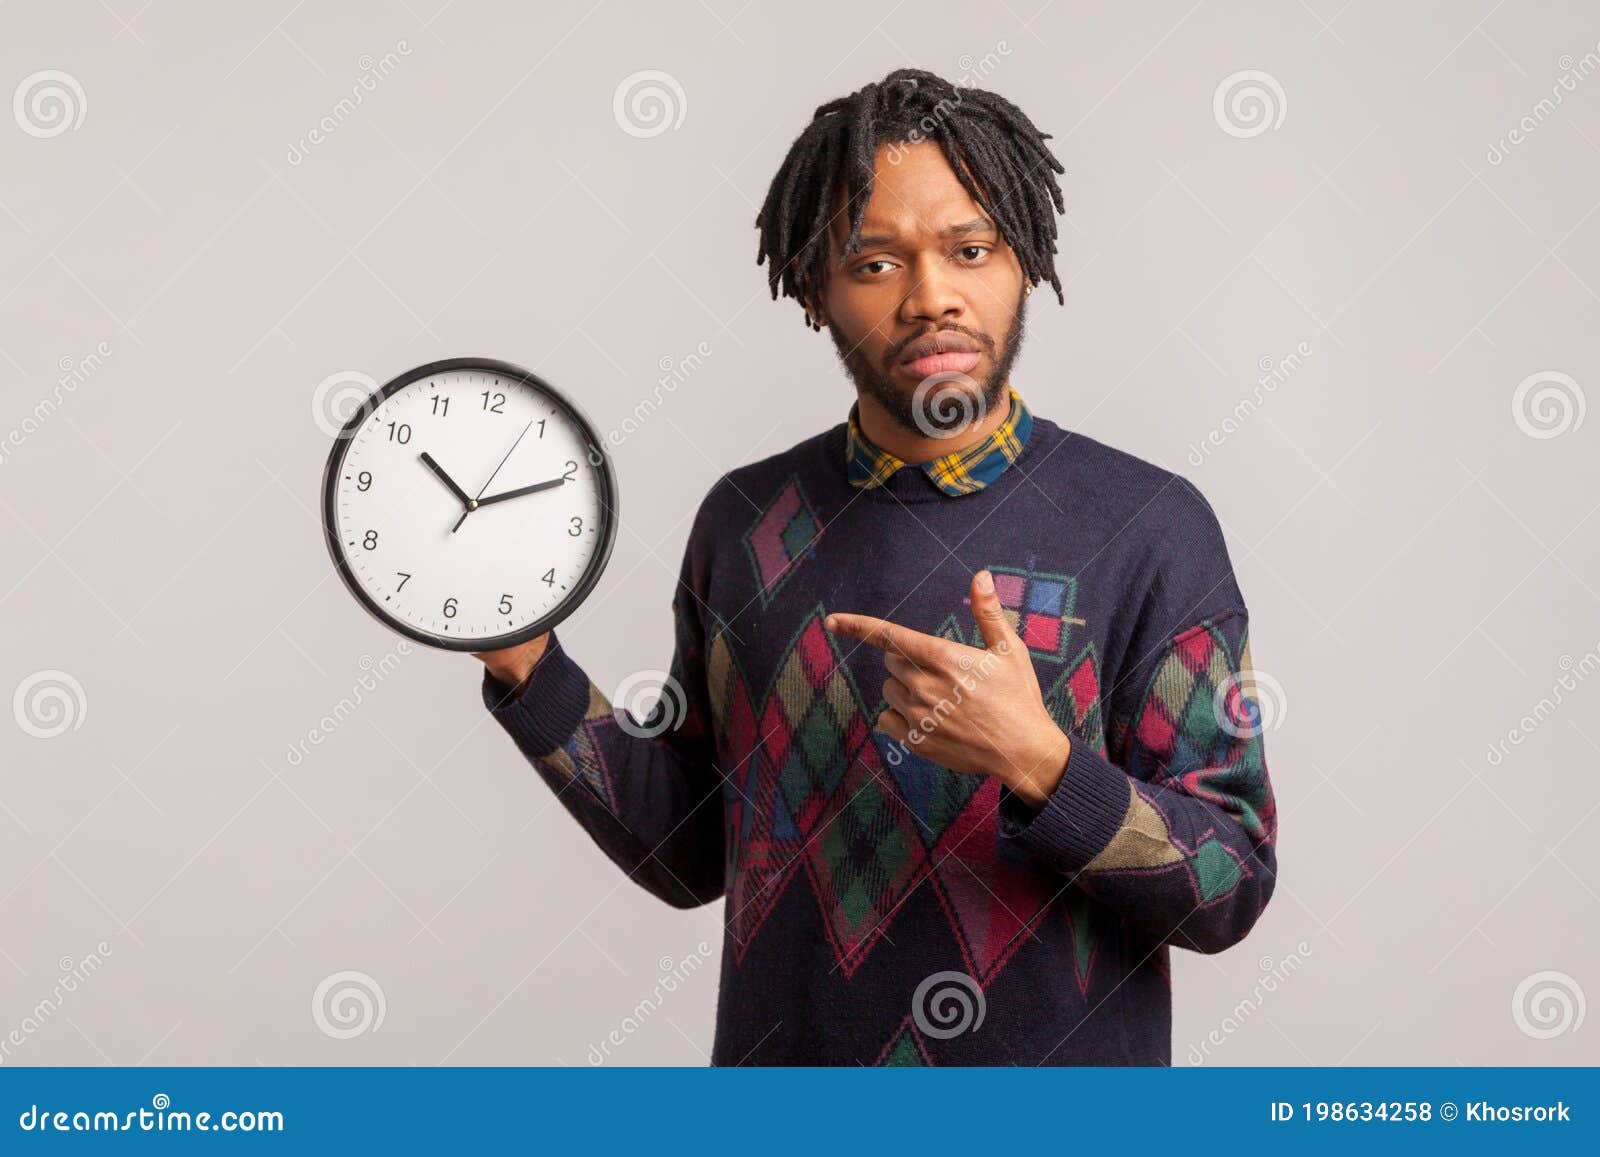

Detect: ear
[790, 262, 828, 331]
[793, 264, 832, 329]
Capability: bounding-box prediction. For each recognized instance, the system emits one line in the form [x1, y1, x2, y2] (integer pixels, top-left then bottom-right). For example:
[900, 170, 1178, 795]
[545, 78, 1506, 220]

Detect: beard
[828, 288, 1028, 439]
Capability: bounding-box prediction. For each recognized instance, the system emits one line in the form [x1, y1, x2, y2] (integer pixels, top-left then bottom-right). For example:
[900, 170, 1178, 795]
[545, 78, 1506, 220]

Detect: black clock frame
[320, 356, 620, 653]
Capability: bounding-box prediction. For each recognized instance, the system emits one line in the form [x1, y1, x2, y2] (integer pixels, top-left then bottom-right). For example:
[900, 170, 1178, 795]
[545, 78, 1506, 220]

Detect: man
[476, 68, 1278, 1065]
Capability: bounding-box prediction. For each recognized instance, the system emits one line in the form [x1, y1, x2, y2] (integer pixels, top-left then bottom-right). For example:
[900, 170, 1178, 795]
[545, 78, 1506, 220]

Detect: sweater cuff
[479, 631, 595, 756]
[999, 739, 1131, 872]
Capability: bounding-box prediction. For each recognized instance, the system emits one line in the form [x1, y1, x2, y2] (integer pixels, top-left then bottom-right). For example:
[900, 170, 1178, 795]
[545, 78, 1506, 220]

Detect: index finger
[823, 613, 944, 662]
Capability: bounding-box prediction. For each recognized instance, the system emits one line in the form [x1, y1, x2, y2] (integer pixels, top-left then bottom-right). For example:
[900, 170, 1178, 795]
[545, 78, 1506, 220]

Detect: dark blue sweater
[483, 412, 1279, 1065]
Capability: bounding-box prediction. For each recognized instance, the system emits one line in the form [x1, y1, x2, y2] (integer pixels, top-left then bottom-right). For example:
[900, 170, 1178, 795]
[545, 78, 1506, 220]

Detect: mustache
[885, 325, 996, 369]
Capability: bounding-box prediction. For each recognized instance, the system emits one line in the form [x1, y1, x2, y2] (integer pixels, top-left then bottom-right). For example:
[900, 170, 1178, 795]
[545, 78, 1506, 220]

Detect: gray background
[2, 0, 1597, 1066]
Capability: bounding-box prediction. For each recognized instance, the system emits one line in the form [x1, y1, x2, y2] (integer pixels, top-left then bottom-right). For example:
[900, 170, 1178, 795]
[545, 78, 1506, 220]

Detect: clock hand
[419, 451, 473, 508]
[453, 420, 534, 534]
[476, 476, 568, 508]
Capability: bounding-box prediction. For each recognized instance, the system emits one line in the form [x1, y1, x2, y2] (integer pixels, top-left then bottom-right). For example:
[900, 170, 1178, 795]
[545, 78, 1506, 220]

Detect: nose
[899, 252, 966, 327]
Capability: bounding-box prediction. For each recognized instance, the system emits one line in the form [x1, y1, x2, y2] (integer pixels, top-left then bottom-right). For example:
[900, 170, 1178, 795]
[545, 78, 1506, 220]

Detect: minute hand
[476, 476, 568, 507]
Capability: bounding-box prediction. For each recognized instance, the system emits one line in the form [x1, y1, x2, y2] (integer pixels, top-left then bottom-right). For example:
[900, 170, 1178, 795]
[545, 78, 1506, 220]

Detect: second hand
[454, 419, 533, 534]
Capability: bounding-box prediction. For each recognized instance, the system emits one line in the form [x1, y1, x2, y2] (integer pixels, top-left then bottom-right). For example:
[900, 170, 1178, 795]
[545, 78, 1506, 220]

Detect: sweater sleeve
[998, 485, 1279, 954]
[481, 539, 726, 910]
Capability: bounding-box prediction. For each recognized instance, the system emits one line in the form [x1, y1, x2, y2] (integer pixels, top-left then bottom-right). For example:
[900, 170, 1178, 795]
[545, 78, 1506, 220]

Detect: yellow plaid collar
[845, 389, 1033, 496]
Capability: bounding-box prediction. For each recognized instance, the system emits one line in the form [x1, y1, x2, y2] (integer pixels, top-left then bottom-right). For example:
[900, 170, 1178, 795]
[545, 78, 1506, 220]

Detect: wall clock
[321, 357, 618, 651]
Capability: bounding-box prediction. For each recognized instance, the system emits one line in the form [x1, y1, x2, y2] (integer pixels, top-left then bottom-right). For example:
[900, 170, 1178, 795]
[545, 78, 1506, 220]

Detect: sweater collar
[845, 388, 1032, 496]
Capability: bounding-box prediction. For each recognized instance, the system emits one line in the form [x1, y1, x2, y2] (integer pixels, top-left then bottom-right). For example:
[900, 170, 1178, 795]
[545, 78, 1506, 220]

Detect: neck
[857, 385, 1012, 464]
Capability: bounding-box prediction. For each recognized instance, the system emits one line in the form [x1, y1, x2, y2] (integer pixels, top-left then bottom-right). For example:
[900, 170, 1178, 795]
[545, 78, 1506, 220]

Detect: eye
[856, 259, 896, 277]
[957, 244, 992, 263]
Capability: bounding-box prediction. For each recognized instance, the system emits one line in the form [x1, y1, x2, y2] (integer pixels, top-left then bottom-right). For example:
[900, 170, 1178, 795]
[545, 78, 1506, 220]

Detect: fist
[473, 632, 550, 693]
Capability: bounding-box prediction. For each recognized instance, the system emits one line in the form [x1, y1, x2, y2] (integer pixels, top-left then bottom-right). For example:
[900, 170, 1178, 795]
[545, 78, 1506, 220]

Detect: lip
[900, 351, 982, 378]
[896, 332, 983, 380]
[898, 332, 980, 365]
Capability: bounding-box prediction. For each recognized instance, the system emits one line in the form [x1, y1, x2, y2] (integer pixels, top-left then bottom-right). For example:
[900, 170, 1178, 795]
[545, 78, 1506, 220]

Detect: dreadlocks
[755, 68, 1067, 329]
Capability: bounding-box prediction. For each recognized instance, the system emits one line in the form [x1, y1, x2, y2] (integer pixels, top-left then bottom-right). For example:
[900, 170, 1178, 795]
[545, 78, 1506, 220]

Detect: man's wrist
[488, 663, 535, 697]
[477, 634, 552, 700]
[1002, 723, 1072, 809]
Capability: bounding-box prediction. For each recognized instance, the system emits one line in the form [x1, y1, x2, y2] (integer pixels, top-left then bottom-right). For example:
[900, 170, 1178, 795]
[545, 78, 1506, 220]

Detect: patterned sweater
[482, 404, 1279, 1065]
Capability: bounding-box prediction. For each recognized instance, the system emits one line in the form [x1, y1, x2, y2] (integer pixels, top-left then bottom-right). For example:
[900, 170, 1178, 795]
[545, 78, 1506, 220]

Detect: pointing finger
[823, 613, 943, 662]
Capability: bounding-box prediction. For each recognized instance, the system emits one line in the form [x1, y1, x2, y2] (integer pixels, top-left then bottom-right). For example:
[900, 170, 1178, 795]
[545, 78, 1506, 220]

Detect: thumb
[969, 569, 1017, 652]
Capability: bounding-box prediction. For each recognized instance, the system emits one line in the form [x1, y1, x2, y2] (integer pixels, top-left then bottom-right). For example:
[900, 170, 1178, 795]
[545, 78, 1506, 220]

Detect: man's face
[814, 139, 1029, 438]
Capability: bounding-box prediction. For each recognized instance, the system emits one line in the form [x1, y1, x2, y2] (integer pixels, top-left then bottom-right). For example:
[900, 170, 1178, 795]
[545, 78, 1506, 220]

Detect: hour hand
[477, 476, 568, 508]
[419, 451, 473, 508]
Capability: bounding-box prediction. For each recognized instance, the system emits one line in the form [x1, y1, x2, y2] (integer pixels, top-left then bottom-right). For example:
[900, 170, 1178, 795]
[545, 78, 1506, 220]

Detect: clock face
[321, 358, 618, 651]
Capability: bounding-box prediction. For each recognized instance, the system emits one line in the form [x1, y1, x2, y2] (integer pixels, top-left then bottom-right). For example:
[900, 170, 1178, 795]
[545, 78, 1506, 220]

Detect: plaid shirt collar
[845, 388, 1033, 496]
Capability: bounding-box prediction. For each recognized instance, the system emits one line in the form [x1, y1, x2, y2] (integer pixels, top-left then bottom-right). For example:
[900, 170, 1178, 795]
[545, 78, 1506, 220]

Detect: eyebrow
[852, 218, 998, 248]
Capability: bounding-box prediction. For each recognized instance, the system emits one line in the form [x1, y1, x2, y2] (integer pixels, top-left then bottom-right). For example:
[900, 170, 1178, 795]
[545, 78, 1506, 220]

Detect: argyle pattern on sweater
[483, 410, 1279, 1066]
